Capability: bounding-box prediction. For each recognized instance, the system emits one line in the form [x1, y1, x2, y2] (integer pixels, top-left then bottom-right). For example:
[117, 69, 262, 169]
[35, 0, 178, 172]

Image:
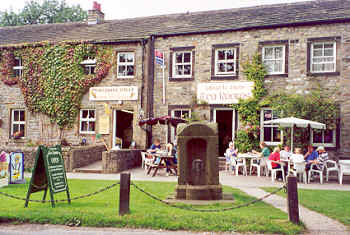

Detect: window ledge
[307, 72, 340, 77]
[265, 73, 288, 78]
[211, 75, 238, 80]
[169, 77, 194, 82]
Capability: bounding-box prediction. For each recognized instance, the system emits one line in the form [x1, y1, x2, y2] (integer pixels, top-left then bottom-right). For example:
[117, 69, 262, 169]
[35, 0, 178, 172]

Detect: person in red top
[268, 147, 283, 179]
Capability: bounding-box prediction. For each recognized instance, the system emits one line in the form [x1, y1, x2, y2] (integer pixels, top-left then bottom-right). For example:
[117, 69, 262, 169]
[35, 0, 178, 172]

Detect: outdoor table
[146, 151, 177, 177]
[237, 153, 260, 175]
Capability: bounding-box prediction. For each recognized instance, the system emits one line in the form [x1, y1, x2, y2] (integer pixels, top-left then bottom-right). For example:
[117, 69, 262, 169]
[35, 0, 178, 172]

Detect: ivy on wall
[0, 42, 112, 128]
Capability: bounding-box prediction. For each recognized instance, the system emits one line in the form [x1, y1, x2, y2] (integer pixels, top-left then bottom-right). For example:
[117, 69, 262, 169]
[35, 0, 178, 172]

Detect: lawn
[0, 179, 304, 234]
[263, 187, 350, 228]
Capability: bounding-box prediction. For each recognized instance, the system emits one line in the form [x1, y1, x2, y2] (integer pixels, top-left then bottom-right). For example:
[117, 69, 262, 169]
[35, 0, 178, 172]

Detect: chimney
[88, 1, 104, 25]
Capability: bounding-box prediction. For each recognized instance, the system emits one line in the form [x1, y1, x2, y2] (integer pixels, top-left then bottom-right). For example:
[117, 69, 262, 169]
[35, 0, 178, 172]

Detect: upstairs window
[311, 42, 336, 73]
[13, 57, 23, 77]
[173, 51, 192, 78]
[215, 48, 236, 76]
[262, 46, 285, 75]
[80, 57, 96, 75]
[80, 109, 96, 134]
[117, 52, 135, 78]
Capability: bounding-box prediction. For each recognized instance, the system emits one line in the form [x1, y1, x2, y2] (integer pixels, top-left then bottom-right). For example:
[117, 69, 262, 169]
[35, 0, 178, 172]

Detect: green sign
[25, 145, 70, 208]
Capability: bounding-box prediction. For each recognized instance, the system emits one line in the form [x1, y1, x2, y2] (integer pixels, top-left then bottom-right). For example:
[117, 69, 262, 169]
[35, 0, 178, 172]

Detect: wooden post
[119, 173, 131, 216]
[287, 175, 300, 224]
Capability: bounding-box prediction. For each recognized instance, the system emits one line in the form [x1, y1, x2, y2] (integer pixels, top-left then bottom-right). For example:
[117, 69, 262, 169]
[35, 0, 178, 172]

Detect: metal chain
[131, 182, 287, 212]
[0, 182, 119, 203]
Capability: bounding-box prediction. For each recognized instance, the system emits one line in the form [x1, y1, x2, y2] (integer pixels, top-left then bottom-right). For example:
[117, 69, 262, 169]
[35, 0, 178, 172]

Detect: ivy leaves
[1, 43, 112, 129]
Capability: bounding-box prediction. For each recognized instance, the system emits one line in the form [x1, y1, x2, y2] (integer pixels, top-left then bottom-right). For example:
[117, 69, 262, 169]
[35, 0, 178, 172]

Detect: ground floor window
[260, 108, 282, 145]
[11, 109, 25, 138]
[311, 129, 336, 147]
[170, 109, 191, 142]
[80, 109, 96, 134]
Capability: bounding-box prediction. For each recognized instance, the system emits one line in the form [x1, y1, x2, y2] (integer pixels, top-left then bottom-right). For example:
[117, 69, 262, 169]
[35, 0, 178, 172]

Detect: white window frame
[79, 109, 96, 134]
[117, 52, 135, 78]
[262, 46, 285, 75]
[311, 129, 336, 148]
[214, 48, 236, 76]
[172, 51, 192, 78]
[260, 108, 282, 146]
[13, 57, 23, 77]
[11, 109, 25, 138]
[80, 58, 96, 75]
[310, 42, 336, 73]
[170, 109, 191, 142]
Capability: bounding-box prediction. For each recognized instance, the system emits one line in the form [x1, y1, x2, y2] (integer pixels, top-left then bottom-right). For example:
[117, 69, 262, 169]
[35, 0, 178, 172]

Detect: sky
[0, 0, 314, 20]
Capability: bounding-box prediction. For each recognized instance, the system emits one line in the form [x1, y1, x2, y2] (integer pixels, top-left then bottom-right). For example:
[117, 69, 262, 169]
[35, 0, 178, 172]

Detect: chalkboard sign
[25, 145, 70, 208]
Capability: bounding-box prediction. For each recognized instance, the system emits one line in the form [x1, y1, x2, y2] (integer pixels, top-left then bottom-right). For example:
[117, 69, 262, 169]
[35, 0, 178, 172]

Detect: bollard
[119, 172, 131, 216]
[287, 175, 300, 224]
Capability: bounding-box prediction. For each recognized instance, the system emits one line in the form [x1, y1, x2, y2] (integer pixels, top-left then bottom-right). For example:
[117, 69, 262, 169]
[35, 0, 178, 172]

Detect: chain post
[119, 173, 131, 216]
[287, 175, 300, 224]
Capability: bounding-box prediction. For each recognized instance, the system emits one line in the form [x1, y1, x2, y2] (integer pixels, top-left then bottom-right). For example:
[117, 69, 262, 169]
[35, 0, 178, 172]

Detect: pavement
[3, 166, 350, 235]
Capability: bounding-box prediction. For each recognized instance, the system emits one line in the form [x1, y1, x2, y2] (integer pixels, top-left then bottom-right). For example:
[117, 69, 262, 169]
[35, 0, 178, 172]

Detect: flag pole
[162, 52, 166, 105]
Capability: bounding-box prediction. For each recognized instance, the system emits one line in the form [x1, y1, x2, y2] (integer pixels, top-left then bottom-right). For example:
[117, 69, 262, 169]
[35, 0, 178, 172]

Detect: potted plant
[0, 151, 9, 188]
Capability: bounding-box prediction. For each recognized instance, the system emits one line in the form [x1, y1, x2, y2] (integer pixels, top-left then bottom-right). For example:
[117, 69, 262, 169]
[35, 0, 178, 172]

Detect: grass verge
[0, 179, 304, 234]
[262, 187, 350, 228]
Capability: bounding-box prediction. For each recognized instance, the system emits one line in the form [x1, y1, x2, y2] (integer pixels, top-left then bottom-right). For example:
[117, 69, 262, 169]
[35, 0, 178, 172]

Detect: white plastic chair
[224, 153, 231, 171]
[339, 160, 350, 185]
[235, 156, 247, 176]
[293, 161, 307, 184]
[250, 157, 261, 177]
[266, 160, 285, 182]
[141, 152, 154, 171]
[325, 160, 339, 182]
[308, 163, 324, 184]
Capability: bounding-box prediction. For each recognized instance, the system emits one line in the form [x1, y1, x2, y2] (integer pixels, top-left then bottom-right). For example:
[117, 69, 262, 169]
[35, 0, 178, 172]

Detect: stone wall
[102, 149, 142, 173]
[66, 145, 106, 172]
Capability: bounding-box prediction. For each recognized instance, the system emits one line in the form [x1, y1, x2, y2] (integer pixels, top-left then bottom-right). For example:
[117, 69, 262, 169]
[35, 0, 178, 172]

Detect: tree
[0, 0, 87, 26]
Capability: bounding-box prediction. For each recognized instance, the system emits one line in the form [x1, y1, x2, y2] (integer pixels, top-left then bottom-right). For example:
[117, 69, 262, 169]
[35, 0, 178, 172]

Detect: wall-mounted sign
[99, 114, 110, 134]
[89, 86, 138, 101]
[197, 81, 254, 104]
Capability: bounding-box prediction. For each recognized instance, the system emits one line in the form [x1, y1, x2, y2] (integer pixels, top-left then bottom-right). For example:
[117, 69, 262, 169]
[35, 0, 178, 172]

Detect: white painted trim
[262, 45, 285, 75]
[213, 108, 236, 143]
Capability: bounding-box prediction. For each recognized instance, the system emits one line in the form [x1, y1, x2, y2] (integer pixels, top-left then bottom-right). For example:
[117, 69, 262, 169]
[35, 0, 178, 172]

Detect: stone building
[1, 0, 350, 159]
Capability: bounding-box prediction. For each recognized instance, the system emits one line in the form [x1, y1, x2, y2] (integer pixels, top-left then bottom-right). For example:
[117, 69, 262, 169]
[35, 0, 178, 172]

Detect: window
[260, 109, 282, 145]
[215, 48, 236, 76]
[311, 129, 336, 147]
[262, 46, 285, 74]
[80, 109, 96, 134]
[117, 52, 134, 78]
[170, 109, 191, 142]
[173, 51, 192, 78]
[80, 57, 96, 75]
[311, 42, 336, 73]
[13, 57, 23, 77]
[11, 109, 25, 138]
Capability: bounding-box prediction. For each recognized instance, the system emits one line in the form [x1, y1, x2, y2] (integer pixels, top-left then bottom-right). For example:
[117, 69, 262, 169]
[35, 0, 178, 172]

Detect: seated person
[304, 145, 318, 171]
[148, 138, 161, 153]
[310, 146, 329, 171]
[290, 148, 305, 164]
[165, 140, 178, 176]
[268, 147, 283, 179]
[225, 142, 238, 171]
[252, 142, 270, 173]
[280, 145, 292, 161]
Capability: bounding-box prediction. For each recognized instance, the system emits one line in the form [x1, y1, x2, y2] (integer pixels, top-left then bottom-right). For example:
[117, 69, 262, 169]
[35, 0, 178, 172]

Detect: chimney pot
[88, 1, 104, 25]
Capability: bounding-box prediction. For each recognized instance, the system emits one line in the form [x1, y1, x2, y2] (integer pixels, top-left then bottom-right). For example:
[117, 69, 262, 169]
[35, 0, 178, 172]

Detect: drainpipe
[147, 35, 155, 147]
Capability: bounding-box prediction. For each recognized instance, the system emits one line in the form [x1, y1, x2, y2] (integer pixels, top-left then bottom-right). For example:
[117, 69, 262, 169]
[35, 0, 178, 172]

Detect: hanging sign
[197, 81, 254, 104]
[25, 145, 71, 208]
[9, 152, 25, 184]
[89, 86, 138, 101]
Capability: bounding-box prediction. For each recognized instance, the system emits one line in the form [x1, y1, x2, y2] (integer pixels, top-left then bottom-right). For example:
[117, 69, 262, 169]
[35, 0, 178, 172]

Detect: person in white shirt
[280, 145, 292, 161]
[290, 148, 304, 164]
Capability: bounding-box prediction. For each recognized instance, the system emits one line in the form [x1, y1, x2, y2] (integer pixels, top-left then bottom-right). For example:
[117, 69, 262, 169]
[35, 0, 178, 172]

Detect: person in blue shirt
[148, 139, 161, 153]
[304, 145, 318, 171]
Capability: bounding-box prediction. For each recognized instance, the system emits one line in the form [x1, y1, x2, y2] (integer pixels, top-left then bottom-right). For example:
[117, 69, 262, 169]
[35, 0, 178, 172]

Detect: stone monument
[175, 122, 223, 200]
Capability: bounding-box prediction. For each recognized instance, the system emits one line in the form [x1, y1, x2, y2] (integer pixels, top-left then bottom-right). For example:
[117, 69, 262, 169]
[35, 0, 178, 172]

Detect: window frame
[13, 57, 23, 78]
[169, 108, 191, 142]
[172, 51, 193, 78]
[10, 109, 26, 138]
[262, 45, 285, 75]
[80, 58, 96, 75]
[117, 52, 135, 78]
[311, 129, 336, 148]
[169, 46, 195, 82]
[214, 47, 237, 76]
[79, 109, 96, 134]
[310, 41, 336, 73]
[260, 108, 283, 146]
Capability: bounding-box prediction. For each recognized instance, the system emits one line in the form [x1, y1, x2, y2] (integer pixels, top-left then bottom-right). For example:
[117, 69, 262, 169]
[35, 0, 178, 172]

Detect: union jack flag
[155, 50, 164, 65]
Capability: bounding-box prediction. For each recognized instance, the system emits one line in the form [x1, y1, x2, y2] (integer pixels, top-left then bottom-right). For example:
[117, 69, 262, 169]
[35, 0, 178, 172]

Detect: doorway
[113, 110, 133, 149]
[213, 109, 235, 156]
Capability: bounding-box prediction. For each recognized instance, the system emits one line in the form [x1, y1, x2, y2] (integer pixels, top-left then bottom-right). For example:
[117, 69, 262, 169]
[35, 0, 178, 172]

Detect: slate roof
[1, 0, 350, 46]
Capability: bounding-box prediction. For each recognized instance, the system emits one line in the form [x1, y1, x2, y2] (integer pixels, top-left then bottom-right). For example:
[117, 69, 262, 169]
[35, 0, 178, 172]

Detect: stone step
[73, 169, 102, 174]
[73, 160, 103, 174]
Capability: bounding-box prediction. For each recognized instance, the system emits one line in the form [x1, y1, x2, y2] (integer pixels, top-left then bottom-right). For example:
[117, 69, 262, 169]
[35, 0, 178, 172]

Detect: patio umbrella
[263, 117, 326, 151]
